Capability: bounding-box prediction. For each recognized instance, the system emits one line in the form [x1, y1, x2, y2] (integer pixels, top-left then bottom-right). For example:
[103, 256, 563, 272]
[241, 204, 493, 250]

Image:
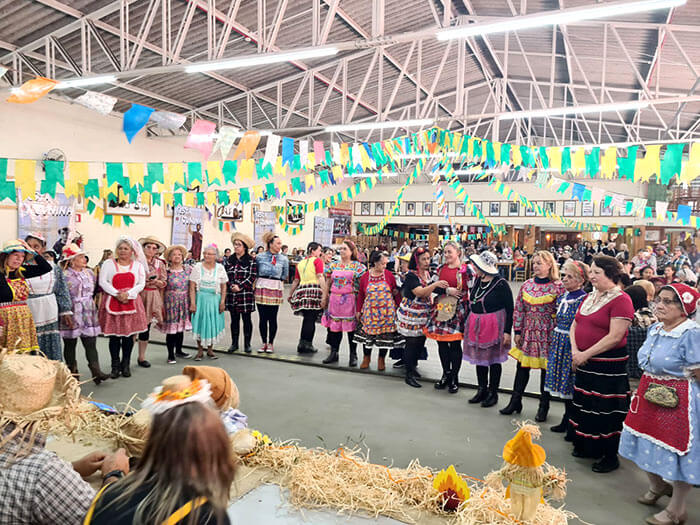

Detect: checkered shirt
[224, 255, 257, 313]
[0, 429, 96, 524]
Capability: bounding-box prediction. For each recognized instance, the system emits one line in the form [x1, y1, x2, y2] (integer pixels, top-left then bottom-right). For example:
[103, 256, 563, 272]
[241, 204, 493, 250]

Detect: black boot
[348, 347, 358, 367]
[482, 364, 501, 407]
[405, 368, 422, 388]
[434, 373, 449, 390]
[500, 364, 529, 415]
[297, 340, 311, 354]
[535, 372, 550, 422]
[88, 363, 109, 385]
[323, 349, 339, 364]
[481, 389, 499, 408]
[551, 400, 572, 433]
[109, 340, 121, 379]
[227, 343, 239, 353]
[469, 388, 488, 404]
[448, 372, 459, 394]
[121, 346, 132, 378]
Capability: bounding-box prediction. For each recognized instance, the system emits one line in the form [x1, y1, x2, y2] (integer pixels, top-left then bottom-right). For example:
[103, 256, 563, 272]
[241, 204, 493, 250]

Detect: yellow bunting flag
[94, 207, 104, 221]
[332, 165, 343, 182]
[547, 147, 562, 173]
[229, 189, 239, 203]
[184, 193, 195, 207]
[253, 185, 264, 200]
[340, 143, 350, 166]
[206, 161, 222, 185]
[69, 162, 90, 185]
[305, 172, 315, 190]
[127, 163, 145, 187]
[113, 215, 122, 227]
[167, 163, 185, 187]
[571, 148, 586, 175]
[679, 142, 700, 185]
[15, 159, 36, 196]
[239, 158, 254, 181]
[601, 147, 617, 179]
[206, 192, 217, 206]
[634, 145, 661, 183]
[163, 192, 174, 207]
[512, 145, 522, 168]
[278, 180, 289, 197]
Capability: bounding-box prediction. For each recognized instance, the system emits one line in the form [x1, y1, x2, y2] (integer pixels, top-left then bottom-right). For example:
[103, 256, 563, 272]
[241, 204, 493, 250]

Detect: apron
[624, 373, 692, 455]
[328, 269, 356, 320]
[360, 275, 396, 335]
[27, 270, 58, 328]
[105, 261, 138, 315]
[8, 277, 30, 302]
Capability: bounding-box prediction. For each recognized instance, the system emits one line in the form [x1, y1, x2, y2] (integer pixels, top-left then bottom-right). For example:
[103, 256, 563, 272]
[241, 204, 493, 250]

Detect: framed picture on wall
[645, 229, 661, 242]
[508, 201, 520, 216]
[563, 201, 576, 216]
[374, 202, 385, 216]
[360, 202, 371, 216]
[489, 202, 500, 216]
[105, 187, 151, 216]
[216, 202, 244, 221]
[619, 199, 633, 216]
[544, 201, 555, 214]
[472, 202, 482, 215]
[582, 201, 594, 217]
[423, 202, 433, 216]
[455, 202, 465, 217]
[405, 201, 416, 216]
[251, 203, 260, 222]
[164, 203, 174, 218]
[525, 203, 537, 217]
[600, 202, 613, 216]
[286, 199, 304, 225]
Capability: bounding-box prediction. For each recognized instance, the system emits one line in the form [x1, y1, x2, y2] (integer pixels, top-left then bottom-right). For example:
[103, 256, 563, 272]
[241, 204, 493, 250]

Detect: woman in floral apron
[354, 251, 402, 371]
[98, 237, 148, 379]
[24, 233, 73, 361]
[321, 240, 366, 366]
[0, 240, 52, 352]
[137, 236, 167, 368]
[61, 243, 110, 384]
[157, 244, 192, 363]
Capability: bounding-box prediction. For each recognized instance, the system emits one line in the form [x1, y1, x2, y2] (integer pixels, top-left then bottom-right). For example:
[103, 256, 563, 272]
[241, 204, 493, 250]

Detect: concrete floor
[79, 337, 699, 525]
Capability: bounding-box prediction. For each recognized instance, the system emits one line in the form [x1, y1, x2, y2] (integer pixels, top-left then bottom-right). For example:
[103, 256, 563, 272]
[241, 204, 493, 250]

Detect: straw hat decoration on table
[231, 232, 255, 251]
[138, 236, 166, 254]
[0, 349, 81, 453]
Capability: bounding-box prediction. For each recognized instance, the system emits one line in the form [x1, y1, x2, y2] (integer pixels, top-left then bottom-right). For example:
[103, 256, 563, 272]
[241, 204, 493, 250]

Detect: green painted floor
[78, 339, 698, 525]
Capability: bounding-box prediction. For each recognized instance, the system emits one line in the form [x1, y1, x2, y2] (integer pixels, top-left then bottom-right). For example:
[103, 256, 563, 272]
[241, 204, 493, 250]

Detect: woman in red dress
[569, 255, 634, 473]
[98, 237, 148, 379]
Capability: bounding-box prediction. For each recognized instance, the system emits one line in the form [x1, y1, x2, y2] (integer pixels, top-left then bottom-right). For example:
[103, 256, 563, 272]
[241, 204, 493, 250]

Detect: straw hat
[182, 365, 239, 410]
[0, 350, 81, 450]
[62, 243, 88, 262]
[0, 239, 34, 255]
[141, 375, 213, 416]
[398, 253, 411, 263]
[139, 236, 166, 253]
[502, 427, 546, 468]
[261, 231, 277, 246]
[470, 251, 499, 276]
[164, 244, 188, 262]
[231, 232, 255, 251]
[25, 232, 47, 246]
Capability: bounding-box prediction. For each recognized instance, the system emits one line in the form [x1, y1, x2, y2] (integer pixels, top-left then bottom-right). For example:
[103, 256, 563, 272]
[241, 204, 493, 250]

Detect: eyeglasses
[653, 297, 680, 306]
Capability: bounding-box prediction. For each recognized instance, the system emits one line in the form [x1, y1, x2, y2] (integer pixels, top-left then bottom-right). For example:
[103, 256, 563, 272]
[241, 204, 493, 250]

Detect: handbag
[643, 382, 679, 409]
[435, 295, 458, 322]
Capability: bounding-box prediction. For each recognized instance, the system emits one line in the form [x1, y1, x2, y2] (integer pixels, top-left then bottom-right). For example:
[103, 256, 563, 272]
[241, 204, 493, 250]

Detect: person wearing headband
[619, 283, 700, 525]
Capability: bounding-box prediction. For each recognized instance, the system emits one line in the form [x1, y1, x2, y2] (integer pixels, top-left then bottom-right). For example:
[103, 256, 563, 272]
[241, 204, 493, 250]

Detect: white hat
[470, 251, 499, 276]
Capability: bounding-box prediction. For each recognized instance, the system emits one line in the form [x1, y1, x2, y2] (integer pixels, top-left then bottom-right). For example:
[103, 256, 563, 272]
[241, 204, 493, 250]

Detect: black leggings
[476, 363, 502, 390]
[63, 336, 99, 367]
[138, 326, 150, 341]
[258, 304, 279, 344]
[327, 330, 356, 353]
[403, 335, 426, 370]
[299, 309, 319, 342]
[108, 336, 134, 366]
[165, 332, 185, 360]
[437, 340, 462, 379]
[230, 311, 253, 347]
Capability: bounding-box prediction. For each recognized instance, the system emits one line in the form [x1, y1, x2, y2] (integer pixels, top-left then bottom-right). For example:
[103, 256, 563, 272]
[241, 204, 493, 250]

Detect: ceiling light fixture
[53, 75, 117, 89]
[498, 100, 650, 120]
[436, 0, 686, 40]
[325, 118, 434, 133]
[185, 47, 339, 73]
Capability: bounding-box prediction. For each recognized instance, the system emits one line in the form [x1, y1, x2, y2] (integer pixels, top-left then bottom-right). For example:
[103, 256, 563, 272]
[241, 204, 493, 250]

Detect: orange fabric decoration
[182, 365, 238, 409]
[502, 428, 546, 468]
[231, 131, 261, 161]
[6, 77, 57, 103]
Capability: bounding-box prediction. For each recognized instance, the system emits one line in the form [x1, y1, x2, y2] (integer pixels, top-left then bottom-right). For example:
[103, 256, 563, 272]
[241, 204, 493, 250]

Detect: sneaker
[258, 344, 268, 353]
[167, 359, 177, 364]
[392, 359, 405, 368]
[266, 344, 274, 353]
[175, 351, 191, 359]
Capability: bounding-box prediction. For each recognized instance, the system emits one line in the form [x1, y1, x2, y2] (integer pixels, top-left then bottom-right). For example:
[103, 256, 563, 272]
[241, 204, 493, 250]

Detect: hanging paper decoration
[680, 142, 700, 185]
[184, 119, 217, 159]
[212, 126, 240, 160]
[263, 134, 281, 168]
[282, 137, 295, 166]
[122, 103, 155, 143]
[6, 77, 57, 104]
[231, 130, 261, 161]
[74, 91, 117, 116]
[149, 110, 186, 130]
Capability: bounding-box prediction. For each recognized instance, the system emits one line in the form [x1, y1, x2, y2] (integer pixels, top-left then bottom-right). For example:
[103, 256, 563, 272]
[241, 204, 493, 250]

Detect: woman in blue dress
[619, 283, 700, 525]
[544, 260, 589, 434]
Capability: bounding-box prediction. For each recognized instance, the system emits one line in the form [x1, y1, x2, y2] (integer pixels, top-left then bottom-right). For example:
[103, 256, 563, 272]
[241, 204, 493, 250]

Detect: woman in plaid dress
[225, 233, 257, 354]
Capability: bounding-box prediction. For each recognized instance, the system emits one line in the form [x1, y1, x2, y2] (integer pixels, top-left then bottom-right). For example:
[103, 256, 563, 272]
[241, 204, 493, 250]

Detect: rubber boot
[87, 363, 109, 385]
[322, 348, 339, 364]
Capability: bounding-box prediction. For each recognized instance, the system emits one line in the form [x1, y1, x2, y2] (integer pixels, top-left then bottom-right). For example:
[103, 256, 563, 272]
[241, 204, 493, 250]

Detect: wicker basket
[0, 350, 57, 415]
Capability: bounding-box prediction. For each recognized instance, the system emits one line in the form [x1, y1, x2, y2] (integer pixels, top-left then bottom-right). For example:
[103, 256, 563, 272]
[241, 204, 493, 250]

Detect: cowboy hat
[62, 243, 88, 262]
[164, 244, 188, 262]
[470, 251, 499, 276]
[139, 236, 166, 253]
[231, 232, 255, 251]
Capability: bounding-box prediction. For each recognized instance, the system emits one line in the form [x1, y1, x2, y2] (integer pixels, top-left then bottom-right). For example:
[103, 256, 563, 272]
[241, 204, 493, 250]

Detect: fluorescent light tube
[54, 75, 117, 89]
[437, 0, 686, 40]
[498, 100, 650, 120]
[185, 47, 339, 73]
[325, 119, 434, 133]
